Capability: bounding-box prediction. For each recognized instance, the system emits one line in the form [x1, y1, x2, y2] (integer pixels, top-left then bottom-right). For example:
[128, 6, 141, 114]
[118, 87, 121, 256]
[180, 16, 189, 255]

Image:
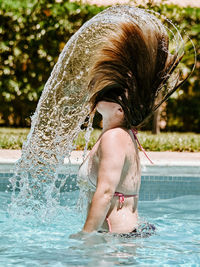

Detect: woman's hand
[69, 231, 108, 246]
[69, 231, 92, 240]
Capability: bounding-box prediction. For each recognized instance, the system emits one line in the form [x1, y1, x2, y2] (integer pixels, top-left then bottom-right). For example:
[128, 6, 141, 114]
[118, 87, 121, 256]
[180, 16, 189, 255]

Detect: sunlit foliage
[0, 0, 199, 131]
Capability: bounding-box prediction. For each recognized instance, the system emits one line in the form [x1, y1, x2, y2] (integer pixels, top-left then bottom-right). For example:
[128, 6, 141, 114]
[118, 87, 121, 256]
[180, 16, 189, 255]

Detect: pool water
[0, 190, 200, 266]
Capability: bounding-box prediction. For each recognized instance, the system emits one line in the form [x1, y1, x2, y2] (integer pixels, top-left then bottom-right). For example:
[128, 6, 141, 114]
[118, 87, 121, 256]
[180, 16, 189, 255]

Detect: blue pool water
[0, 193, 200, 265]
[0, 166, 200, 266]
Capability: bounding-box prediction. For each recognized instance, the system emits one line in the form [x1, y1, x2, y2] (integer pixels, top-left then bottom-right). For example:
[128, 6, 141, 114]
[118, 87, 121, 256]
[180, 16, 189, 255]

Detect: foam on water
[8, 6, 196, 220]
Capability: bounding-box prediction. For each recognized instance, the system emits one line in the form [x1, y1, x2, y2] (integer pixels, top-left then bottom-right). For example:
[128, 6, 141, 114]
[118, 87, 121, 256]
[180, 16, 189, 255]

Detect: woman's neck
[102, 116, 124, 133]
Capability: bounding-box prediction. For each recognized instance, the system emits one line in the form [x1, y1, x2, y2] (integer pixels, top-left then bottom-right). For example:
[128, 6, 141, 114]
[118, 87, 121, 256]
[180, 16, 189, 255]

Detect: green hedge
[0, 0, 199, 131]
[0, 0, 105, 126]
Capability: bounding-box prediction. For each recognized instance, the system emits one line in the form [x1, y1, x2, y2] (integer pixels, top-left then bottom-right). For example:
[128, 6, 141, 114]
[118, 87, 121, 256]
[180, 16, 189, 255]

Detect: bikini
[87, 174, 138, 232]
[105, 189, 155, 237]
[106, 192, 138, 232]
[78, 129, 153, 234]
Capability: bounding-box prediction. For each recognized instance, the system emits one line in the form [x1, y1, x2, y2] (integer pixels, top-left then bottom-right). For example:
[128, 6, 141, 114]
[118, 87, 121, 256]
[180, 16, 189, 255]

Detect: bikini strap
[106, 192, 138, 232]
[106, 193, 125, 232]
[131, 129, 154, 165]
[114, 192, 137, 208]
[114, 192, 124, 208]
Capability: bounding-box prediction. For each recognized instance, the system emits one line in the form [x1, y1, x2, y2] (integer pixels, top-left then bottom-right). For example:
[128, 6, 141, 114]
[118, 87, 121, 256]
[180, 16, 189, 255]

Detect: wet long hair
[88, 19, 184, 128]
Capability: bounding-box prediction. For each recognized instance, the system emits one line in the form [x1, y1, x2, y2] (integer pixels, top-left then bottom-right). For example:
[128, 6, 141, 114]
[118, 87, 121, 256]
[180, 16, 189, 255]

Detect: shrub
[0, 0, 199, 131]
[0, 0, 104, 126]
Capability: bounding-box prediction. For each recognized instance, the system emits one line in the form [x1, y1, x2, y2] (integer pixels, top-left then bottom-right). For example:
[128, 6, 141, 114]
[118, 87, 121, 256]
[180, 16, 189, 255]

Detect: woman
[76, 10, 185, 236]
[79, 100, 141, 235]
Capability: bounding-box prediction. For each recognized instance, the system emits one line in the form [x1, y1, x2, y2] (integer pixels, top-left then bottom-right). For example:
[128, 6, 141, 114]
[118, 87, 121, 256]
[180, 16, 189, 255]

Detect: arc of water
[8, 6, 195, 220]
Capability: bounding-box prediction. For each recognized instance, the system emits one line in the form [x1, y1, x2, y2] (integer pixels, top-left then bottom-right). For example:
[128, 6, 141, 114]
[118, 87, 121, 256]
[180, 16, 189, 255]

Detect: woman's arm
[83, 129, 127, 233]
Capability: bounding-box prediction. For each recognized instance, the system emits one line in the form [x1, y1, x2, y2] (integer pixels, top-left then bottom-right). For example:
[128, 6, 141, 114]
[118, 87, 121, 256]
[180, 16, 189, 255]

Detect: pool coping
[1, 150, 199, 199]
[0, 150, 200, 177]
[0, 150, 199, 166]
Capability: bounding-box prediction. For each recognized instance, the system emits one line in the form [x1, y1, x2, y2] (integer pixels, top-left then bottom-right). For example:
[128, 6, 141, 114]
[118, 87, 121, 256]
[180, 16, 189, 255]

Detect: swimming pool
[0, 164, 200, 266]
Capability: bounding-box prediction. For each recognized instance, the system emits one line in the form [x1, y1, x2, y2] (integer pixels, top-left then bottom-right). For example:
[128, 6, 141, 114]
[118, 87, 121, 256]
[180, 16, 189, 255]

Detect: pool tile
[0, 171, 200, 200]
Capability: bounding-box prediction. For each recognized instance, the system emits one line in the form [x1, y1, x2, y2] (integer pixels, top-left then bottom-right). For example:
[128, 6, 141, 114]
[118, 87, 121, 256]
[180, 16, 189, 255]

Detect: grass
[0, 127, 200, 152]
[137, 131, 200, 152]
[0, 127, 30, 149]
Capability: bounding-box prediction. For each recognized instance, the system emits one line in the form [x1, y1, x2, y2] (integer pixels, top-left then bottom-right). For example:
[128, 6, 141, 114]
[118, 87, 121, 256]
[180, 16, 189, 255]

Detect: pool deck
[0, 149, 199, 166]
[70, 0, 200, 8]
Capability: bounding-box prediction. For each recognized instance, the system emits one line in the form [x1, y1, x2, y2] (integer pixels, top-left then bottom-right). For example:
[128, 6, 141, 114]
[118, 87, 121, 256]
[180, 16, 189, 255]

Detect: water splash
[8, 6, 195, 220]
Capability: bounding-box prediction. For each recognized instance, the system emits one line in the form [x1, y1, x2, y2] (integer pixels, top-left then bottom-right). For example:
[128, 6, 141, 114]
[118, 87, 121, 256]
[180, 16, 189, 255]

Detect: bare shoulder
[101, 127, 129, 139]
[99, 128, 130, 153]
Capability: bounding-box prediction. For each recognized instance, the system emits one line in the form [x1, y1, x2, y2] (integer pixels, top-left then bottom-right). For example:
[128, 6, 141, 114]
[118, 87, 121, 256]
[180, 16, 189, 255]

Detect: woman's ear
[118, 107, 123, 113]
[116, 106, 124, 118]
